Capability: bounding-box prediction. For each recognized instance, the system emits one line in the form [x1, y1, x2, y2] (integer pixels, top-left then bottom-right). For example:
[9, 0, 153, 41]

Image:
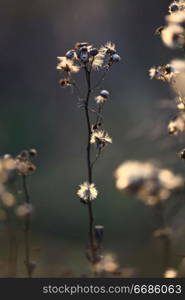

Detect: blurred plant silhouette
[0, 149, 37, 277]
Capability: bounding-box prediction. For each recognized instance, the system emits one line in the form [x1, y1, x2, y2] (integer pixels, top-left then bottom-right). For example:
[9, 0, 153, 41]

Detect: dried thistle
[15, 149, 37, 278]
[57, 41, 120, 268]
[150, 1, 185, 163]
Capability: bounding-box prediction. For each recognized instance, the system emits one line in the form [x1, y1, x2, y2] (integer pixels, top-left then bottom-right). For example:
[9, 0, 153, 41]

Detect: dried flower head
[168, 115, 185, 135]
[1, 192, 15, 207]
[159, 168, 184, 189]
[103, 42, 117, 55]
[95, 90, 110, 104]
[115, 161, 184, 205]
[56, 56, 80, 73]
[65, 49, 75, 59]
[161, 23, 184, 48]
[16, 160, 36, 176]
[176, 96, 185, 110]
[16, 203, 33, 217]
[167, 10, 185, 23]
[171, 59, 185, 73]
[149, 65, 175, 81]
[77, 182, 98, 202]
[94, 254, 119, 274]
[90, 130, 112, 148]
[91, 50, 105, 69]
[169, 1, 185, 14]
[15, 149, 37, 176]
[164, 268, 178, 278]
[59, 78, 72, 88]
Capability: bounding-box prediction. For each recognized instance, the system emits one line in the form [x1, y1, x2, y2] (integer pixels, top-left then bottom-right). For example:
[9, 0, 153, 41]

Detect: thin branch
[92, 66, 110, 92]
[84, 66, 97, 263]
[22, 175, 33, 278]
[91, 148, 101, 169]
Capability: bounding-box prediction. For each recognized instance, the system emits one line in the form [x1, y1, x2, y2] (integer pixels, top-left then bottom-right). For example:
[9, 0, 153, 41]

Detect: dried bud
[59, 78, 71, 88]
[179, 149, 185, 160]
[79, 47, 89, 62]
[80, 52, 89, 62]
[165, 65, 175, 75]
[94, 225, 104, 244]
[20, 150, 29, 160]
[155, 26, 164, 35]
[89, 48, 99, 56]
[169, 3, 180, 13]
[100, 90, 109, 98]
[111, 53, 121, 63]
[65, 49, 75, 59]
[29, 149, 37, 157]
[16, 160, 36, 175]
[92, 123, 102, 130]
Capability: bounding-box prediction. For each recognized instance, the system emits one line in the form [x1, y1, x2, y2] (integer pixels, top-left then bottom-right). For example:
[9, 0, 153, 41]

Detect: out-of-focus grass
[1, 230, 185, 277]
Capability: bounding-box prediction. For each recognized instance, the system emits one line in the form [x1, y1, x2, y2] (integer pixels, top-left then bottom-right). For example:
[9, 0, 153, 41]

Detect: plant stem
[155, 202, 171, 275]
[22, 175, 32, 278]
[84, 66, 96, 263]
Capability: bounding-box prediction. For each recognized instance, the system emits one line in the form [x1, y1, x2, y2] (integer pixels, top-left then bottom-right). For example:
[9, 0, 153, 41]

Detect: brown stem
[84, 66, 97, 263]
[22, 175, 33, 278]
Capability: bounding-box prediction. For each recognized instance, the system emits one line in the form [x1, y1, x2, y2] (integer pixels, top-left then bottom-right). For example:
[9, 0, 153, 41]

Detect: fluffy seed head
[77, 182, 98, 202]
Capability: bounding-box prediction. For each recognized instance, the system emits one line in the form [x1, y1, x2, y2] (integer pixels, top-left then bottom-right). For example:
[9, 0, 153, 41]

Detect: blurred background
[0, 0, 185, 277]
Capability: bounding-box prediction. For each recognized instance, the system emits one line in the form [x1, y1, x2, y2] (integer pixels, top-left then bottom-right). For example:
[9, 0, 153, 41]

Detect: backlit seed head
[104, 42, 117, 55]
[77, 182, 98, 202]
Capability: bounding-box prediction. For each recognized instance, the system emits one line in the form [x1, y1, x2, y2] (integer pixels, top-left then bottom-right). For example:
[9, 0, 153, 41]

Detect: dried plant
[0, 149, 37, 278]
[16, 149, 37, 277]
[150, 0, 185, 159]
[57, 41, 120, 272]
[115, 160, 185, 275]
